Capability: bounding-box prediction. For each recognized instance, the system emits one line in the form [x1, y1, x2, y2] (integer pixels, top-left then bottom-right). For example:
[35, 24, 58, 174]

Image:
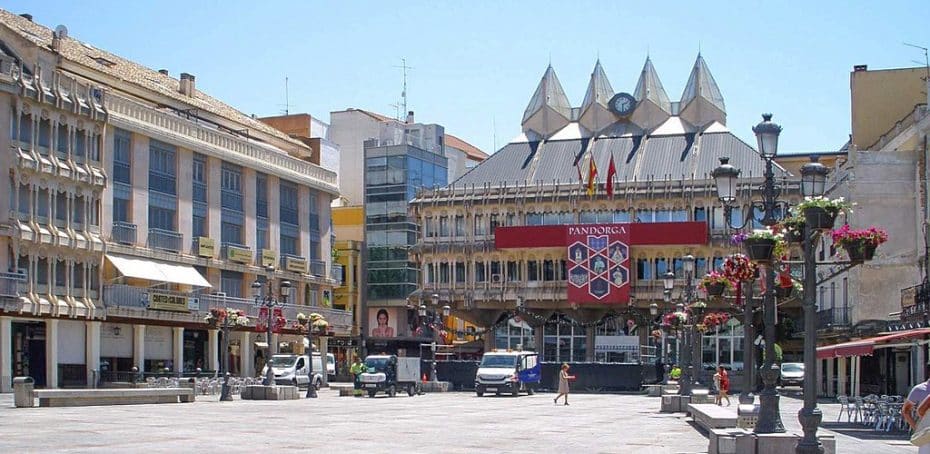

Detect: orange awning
[817, 327, 930, 359]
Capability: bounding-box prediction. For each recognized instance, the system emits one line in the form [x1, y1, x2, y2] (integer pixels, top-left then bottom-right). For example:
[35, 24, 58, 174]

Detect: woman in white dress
[553, 363, 573, 406]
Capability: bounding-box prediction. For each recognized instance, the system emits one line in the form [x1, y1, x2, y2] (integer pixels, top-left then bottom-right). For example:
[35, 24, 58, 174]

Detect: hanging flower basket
[802, 206, 836, 231]
[744, 237, 777, 262]
[705, 282, 726, 297]
[843, 241, 878, 263]
[723, 254, 758, 283]
[698, 271, 732, 297]
[796, 197, 851, 231]
[780, 216, 806, 243]
[775, 285, 794, 298]
[784, 229, 803, 244]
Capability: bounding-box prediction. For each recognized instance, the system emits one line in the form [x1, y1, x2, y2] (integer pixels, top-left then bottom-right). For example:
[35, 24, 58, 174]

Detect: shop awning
[817, 327, 930, 359]
[106, 255, 211, 288]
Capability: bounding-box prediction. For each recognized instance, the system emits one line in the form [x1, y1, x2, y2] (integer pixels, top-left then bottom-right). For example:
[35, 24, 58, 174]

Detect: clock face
[609, 93, 637, 117]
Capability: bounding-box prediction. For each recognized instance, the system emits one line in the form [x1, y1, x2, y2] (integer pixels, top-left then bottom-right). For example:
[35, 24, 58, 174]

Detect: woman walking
[714, 365, 731, 406]
[554, 363, 574, 405]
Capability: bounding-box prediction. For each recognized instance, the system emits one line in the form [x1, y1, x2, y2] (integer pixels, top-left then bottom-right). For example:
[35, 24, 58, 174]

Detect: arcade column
[133, 325, 145, 372]
[46, 319, 59, 388]
[208, 329, 219, 372]
[85, 321, 101, 388]
[172, 327, 184, 374]
[0, 316, 11, 392]
[239, 331, 252, 378]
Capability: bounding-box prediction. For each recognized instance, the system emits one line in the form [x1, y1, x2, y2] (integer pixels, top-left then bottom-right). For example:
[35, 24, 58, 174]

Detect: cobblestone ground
[0, 389, 917, 453]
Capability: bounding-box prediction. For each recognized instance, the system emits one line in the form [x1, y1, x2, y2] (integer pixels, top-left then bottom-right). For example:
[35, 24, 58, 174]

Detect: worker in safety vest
[350, 357, 366, 397]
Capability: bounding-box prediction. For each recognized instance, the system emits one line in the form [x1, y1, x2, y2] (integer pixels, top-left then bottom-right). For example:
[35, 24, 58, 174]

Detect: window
[149, 206, 175, 231]
[279, 181, 299, 225]
[694, 207, 707, 223]
[475, 262, 487, 283]
[701, 321, 744, 370]
[506, 261, 521, 282]
[192, 154, 207, 203]
[308, 191, 320, 232]
[579, 211, 597, 224]
[424, 217, 434, 238]
[18, 112, 32, 145]
[654, 258, 668, 279]
[439, 217, 449, 237]
[526, 212, 543, 226]
[439, 263, 450, 284]
[474, 214, 486, 236]
[543, 260, 555, 281]
[55, 192, 67, 222]
[636, 209, 653, 223]
[527, 260, 540, 281]
[36, 188, 49, 220]
[256, 220, 269, 250]
[613, 210, 630, 223]
[73, 195, 85, 226]
[454, 215, 465, 237]
[220, 270, 243, 298]
[56, 125, 68, 156]
[495, 317, 535, 351]
[221, 222, 242, 245]
[148, 140, 176, 195]
[113, 197, 130, 223]
[192, 214, 206, 238]
[636, 258, 652, 280]
[543, 315, 586, 362]
[256, 173, 268, 218]
[113, 130, 131, 185]
[280, 233, 298, 256]
[221, 162, 243, 211]
[54, 260, 67, 287]
[490, 261, 501, 281]
[38, 118, 51, 150]
[455, 262, 466, 283]
[489, 214, 500, 233]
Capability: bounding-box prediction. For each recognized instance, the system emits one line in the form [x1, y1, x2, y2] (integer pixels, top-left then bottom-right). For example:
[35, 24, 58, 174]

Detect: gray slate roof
[451, 131, 785, 189]
[680, 54, 726, 113]
[633, 57, 671, 113]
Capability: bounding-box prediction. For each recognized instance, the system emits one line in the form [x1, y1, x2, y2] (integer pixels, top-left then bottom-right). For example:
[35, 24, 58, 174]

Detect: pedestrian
[350, 356, 366, 397]
[714, 365, 731, 406]
[669, 364, 682, 381]
[903, 370, 930, 453]
[553, 363, 574, 406]
[655, 357, 665, 384]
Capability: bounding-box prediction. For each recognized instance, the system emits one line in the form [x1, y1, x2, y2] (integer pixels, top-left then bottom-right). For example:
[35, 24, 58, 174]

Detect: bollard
[179, 377, 196, 403]
[13, 376, 34, 408]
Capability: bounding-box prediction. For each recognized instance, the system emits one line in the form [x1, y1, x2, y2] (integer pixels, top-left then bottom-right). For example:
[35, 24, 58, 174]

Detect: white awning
[106, 255, 211, 288]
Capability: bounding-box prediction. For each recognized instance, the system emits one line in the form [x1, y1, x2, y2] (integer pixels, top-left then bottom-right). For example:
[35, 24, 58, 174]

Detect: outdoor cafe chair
[837, 396, 856, 422]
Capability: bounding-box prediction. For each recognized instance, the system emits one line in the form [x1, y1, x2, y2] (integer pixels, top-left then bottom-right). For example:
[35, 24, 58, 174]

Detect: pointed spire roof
[522, 65, 572, 124]
[679, 53, 726, 113]
[581, 59, 614, 112]
[633, 57, 671, 113]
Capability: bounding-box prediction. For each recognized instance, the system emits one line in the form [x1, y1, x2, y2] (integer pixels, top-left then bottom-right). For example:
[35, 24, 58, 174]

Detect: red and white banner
[566, 225, 630, 304]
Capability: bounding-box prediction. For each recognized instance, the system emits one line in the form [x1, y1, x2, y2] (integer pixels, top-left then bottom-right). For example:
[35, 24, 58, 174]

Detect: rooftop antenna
[492, 117, 497, 152]
[393, 58, 413, 119]
[903, 42, 930, 80]
[389, 102, 401, 121]
[278, 76, 294, 115]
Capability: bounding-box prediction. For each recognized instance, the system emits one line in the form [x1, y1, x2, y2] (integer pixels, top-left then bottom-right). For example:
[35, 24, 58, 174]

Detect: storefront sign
[594, 335, 639, 353]
[285, 256, 308, 273]
[197, 237, 215, 258]
[329, 338, 359, 347]
[566, 225, 630, 304]
[227, 245, 252, 264]
[261, 249, 277, 268]
[147, 293, 190, 313]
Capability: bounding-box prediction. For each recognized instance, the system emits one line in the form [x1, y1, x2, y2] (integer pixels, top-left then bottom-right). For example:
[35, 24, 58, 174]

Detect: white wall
[100, 323, 133, 357]
[330, 110, 393, 205]
[145, 325, 173, 360]
[57, 320, 86, 364]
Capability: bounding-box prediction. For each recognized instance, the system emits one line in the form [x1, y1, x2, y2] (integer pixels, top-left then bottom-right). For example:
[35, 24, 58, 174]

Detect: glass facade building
[365, 143, 447, 303]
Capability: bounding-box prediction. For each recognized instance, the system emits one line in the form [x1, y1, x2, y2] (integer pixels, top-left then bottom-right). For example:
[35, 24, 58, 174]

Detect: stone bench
[687, 404, 738, 432]
[690, 388, 714, 404]
[643, 384, 664, 397]
[240, 385, 299, 400]
[33, 388, 194, 407]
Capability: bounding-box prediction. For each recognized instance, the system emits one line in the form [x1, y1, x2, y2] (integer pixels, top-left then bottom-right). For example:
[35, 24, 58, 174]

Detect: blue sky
[7, 1, 929, 155]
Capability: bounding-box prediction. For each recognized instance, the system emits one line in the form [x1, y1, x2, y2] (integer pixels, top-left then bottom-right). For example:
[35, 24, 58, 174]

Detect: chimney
[853, 64, 868, 72]
[406, 110, 415, 124]
[179, 72, 196, 97]
[19, 13, 32, 22]
[158, 69, 169, 76]
[51, 32, 61, 53]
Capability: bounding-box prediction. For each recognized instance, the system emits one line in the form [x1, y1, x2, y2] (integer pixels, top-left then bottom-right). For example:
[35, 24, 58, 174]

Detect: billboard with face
[369, 308, 398, 338]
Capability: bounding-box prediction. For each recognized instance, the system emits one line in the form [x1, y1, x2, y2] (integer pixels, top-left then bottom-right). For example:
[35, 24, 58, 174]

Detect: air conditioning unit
[491, 274, 501, 283]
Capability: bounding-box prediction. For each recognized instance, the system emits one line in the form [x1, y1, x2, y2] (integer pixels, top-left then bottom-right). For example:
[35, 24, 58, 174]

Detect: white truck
[358, 355, 421, 398]
[475, 351, 540, 397]
[261, 354, 323, 390]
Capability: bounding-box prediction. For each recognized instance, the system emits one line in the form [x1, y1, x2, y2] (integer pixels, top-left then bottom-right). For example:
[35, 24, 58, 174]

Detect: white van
[314, 352, 336, 378]
[262, 354, 323, 389]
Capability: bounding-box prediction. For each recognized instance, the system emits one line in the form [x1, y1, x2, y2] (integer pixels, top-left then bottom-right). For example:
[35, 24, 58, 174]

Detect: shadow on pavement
[821, 422, 910, 442]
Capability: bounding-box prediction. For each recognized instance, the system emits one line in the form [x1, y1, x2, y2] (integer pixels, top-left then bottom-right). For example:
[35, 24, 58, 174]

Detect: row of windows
[14, 255, 100, 291]
[12, 182, 100, 227]
[12, 111, 101, 162]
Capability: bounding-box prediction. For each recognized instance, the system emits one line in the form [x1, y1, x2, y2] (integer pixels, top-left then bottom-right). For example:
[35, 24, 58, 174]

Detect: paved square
[0, 390, 917, 453]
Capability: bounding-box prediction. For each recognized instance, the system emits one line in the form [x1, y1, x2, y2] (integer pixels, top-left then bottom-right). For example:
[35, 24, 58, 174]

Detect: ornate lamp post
[682, 255, 701, 390]
[297, 312, 329, 399]
[205, 308, 250, 401]
[796, 157, 830, 454]
[712, 113, 787, 434]
[251, 275, 291, 387]
[419, 293, 450, 381]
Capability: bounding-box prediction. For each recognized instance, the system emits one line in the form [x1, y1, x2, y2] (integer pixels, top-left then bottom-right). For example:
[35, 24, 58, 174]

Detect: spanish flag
[586, 154, 598, 197]
[606, 154, 617, 198]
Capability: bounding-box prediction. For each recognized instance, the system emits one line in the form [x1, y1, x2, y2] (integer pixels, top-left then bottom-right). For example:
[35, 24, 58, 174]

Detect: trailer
[359, 355, 421, 397]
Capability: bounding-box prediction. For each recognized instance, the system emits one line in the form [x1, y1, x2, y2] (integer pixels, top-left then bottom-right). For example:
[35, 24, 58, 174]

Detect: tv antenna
[904, 42, 930, 80]
[393, 58, 413, 119]
[277, 76, 296, 115]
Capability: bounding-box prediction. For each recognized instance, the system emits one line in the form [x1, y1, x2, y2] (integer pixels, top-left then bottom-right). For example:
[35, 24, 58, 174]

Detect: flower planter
[705, 282, 727, 297]
[775, 286, 794, 298]
[843, 242, 877, 263]
[803, 207, 837, 231]
[785, 229, 804, 244]
[744, 238, 777, 262]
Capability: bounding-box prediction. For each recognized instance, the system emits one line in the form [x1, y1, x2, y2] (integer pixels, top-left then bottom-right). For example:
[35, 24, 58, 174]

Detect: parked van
[311, 352, 337, 378]
[262, 354, 323, 389]
[475, 351, 540, 397]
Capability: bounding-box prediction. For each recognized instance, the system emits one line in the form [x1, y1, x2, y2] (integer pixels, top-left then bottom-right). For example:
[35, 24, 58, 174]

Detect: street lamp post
[219, 316, 233, 401]
[712, 113, 787, 434]
[739, 280, 757, 404]
[251, 275, 291, 387]
[682, 255, 701, 391]
[796, 157, 830, 454]
[419, 293, 450, 382]
[305, 319, 318, 399]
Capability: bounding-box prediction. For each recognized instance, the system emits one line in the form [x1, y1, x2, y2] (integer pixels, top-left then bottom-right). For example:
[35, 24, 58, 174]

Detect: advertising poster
[369, 307, 398, 338]
[566, 224, 631, 304]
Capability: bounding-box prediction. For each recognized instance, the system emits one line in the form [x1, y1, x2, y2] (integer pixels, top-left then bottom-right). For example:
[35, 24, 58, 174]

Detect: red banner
[566, 225, 630, 304]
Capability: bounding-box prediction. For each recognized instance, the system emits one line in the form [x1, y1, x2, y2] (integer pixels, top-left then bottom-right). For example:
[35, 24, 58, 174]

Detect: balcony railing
[112, 222, 137, 245]
[310, 260, 326, 277]
[148, 228, 183, 253]
[331, 264, 345, 285]
[0, 272, 27, 297]
[817, 307, 850, 329]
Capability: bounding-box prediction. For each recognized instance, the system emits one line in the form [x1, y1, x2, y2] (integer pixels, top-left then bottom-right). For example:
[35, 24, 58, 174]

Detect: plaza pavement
[0, 388, 917, 453]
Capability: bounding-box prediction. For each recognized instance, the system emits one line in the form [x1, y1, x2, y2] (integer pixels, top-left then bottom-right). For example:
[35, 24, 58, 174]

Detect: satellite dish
[54, 25, 68, 39]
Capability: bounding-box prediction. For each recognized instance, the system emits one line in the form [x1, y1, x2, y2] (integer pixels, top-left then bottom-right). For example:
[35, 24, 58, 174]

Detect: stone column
[242, 168, 257, 252]
[207, 157, 222, 243]
[177, 149, 193, 249]
[320, 336, 329, 386]
[172, 327, 184, 374]
[585, 329, 596, 362]
[0, 316, 11, 392]
[130, 134, 149, 237]
[917, 345, 927, 384]
[267, 176, 281, 256]
[46, 319, 59, 388]
[133, 324, 145, 372]
[271, 333, 279, 356]
[85, 321, 101, 388]
[208, 329, 219, 373]
[240, 331, 252, 378]
[826, 358, 835, 397]
[533, 328, 544, 355]
[837, 356, 847, 396]
[817, 358, 824, 397]
[299, 185, 311, 260]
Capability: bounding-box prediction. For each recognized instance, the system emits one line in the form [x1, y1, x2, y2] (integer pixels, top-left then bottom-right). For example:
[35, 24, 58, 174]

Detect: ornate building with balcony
[409, 56, 805, 368]
[0, 10, 349, 390]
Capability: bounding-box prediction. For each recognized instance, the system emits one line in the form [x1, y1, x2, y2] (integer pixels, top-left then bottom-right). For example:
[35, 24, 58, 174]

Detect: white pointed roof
[679, 54, 726, 113]
[580, 60, 614, 112]
[633, 57, 671, 113]
[522, 65, 572, 124]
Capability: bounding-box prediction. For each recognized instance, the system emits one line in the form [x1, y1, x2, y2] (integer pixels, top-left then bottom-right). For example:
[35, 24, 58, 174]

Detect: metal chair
[837, 395, 855, 422]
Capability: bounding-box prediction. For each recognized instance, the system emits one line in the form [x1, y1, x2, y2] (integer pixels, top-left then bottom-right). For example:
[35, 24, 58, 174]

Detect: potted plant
[796, 197, 852, 231]
[702, 312, 731, 330]
[723, 253, 758, 283]
[831, 225, 888, 263]
[699, 271, 732, 297]
[780, 216, 806, 243]
[733, 229, 784, 263]
[662, 311, 688, 330]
